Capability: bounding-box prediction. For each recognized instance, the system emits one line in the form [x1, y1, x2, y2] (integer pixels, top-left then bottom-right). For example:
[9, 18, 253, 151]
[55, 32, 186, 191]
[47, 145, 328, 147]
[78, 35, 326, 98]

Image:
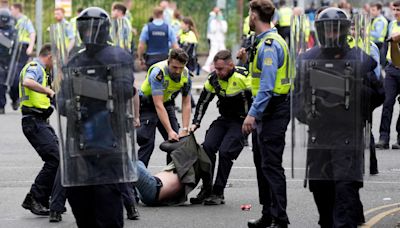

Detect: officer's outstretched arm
[181, 94, 191, 136]
[152, 95, 179, 141]
[133, 86, 140, 128]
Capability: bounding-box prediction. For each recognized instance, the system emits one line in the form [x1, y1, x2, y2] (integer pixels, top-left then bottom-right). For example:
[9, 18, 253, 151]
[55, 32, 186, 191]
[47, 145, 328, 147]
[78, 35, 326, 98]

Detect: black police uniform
[0, 9, 16, 112]
[20, 60, 58, 215]
[192, 67, 252, 200]
[64, 44, 134, 228]
[297, 43, 385, 228]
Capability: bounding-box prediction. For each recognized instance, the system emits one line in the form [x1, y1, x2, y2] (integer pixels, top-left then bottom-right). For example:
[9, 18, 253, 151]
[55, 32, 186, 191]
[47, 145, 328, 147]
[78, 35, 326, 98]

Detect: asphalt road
[0, 71, 399, 228]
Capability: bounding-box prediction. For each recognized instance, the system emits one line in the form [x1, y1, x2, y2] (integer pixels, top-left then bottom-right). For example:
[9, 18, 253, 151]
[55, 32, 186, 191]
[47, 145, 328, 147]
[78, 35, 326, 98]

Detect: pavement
[0, 72, 400, 228]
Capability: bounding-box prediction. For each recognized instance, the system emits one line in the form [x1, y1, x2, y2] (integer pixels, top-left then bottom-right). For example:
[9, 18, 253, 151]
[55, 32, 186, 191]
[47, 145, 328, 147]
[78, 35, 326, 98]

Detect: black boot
[21, 192, 32, 210]
[30, 197, 50, 216]
[190, 187, 212, 204]
[248, 215, 272, 228]
[49, 211, 62, 222]
[126, 202, 140, 220]
[392, 137, 400, 149]
[375, 140, 389, 149]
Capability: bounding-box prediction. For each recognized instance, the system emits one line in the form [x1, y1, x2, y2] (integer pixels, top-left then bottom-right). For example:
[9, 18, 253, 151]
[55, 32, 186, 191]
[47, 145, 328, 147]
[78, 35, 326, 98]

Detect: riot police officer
[55, 7, 139, 227]
[238, 0, 291, 227]
[19, 44, 56, 216]
[189, 50, 252, 205]
[137, 48, 191, 167]
[0, 8, 16, 114]
[293, 7, 384, 227]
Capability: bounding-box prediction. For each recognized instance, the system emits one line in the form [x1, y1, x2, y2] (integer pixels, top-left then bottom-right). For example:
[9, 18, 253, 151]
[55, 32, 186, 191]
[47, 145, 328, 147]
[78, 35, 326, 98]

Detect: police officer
[19, 44, 56, 216]
[369, 2, 388, 66]
[189, 50, 252, 205]
[10, 3, 35, 110]
[376, 0, 400, 149]
[137, 6, 179, 69]
[276, 0, 292, 43]
[57, 7, 139, 227]
[294, 8, 384, 227]
[53, 7, 75, 51]
[0, 8, 16, 114]
[137, 48, 191, 167]
[110, 2, 133, 52]
[238, 0, 291, 227]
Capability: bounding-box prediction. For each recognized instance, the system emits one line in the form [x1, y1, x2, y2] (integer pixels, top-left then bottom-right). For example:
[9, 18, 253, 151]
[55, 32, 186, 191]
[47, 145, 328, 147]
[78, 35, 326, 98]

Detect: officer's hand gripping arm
[180, 94, 191, 137]
[152, 95, 179, 141]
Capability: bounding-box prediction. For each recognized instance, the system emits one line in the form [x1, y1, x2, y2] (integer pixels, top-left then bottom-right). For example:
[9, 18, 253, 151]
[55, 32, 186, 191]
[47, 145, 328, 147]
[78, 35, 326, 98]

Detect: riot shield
[109, 18, 132, 52]
[289, 15, 309, 178]
[5, 31, 20, 88]
[351, 13, 371, 55]
[56, 62, 138, 186]
[291, 58, 368, 182]
[0, 27, 16, 85]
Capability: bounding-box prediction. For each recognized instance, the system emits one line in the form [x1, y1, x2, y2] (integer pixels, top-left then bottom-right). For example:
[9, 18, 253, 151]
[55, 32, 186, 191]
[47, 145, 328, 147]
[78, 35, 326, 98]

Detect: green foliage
[7, 0, 241, 52]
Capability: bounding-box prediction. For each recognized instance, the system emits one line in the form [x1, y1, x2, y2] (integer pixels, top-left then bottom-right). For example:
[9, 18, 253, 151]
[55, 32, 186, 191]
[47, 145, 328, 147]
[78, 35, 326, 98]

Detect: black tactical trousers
[378, 64, 400, 143]
[310, 180, 363, 228]
[67, 184, 123, 228]
[136, 104, 179, 166]
[202, 117, 245, 195]
[22, 115, 59, 206]
[49, 168, 67, 212]
[0, 63, 7, 108]
[252, 96, 290, 225]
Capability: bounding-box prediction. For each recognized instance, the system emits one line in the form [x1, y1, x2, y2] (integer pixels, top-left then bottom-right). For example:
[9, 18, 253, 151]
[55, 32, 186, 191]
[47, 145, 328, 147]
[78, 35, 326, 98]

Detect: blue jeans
[135, 161, 158, 205]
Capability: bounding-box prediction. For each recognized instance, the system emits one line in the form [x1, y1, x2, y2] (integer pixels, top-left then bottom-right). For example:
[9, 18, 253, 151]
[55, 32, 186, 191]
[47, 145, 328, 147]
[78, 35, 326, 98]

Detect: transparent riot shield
[109, 18, 132, 52]
[289, 15, 309, 178]
[351, 13, 371, 55]
[0, 27, 16, 85]
[291, 57, 368, 182]
[5, 33, 21, 88]
[56, 62, 138, 186]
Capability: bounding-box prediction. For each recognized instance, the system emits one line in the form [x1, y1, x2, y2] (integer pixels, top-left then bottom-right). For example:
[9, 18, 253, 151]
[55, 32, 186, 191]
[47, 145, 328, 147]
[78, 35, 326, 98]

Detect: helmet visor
[316, 20, 350, 49]
[77, 18, 110, 45]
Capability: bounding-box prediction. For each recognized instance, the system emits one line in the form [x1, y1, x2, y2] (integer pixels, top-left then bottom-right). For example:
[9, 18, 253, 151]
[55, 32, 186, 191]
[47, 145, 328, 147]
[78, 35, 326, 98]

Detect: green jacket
[159, 134, 212, 205]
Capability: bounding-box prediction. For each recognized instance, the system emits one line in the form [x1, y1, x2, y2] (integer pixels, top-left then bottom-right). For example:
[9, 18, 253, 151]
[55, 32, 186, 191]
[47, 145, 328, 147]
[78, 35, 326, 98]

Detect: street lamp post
[35, 0, 42, 55]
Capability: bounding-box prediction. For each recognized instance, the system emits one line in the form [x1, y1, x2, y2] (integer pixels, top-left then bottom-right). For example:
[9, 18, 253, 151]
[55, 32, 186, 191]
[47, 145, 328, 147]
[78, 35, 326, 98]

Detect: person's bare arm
[137, 41, 146, 67]
[26, 32, 36, 55]
[132, 85, 140, 128]
[152, 95, 179, 141]
[23, 78, 54, 98]
[180, 94, 191, 137]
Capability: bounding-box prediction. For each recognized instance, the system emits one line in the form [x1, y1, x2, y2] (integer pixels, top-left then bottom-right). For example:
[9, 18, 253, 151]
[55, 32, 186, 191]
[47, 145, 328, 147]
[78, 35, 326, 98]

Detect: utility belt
[219, 110, 247, 120]
[265, 94, 289, 109]
[139, 95, 174, 110]
[21, 105, 53, 120]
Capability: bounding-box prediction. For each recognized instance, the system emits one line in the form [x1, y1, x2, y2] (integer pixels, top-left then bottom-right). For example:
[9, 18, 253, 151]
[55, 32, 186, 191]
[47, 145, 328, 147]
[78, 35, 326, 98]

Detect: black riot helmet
[315, 7, 351, 51]
[76, 7, 110, 46]
[0, 8, 11, 28]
